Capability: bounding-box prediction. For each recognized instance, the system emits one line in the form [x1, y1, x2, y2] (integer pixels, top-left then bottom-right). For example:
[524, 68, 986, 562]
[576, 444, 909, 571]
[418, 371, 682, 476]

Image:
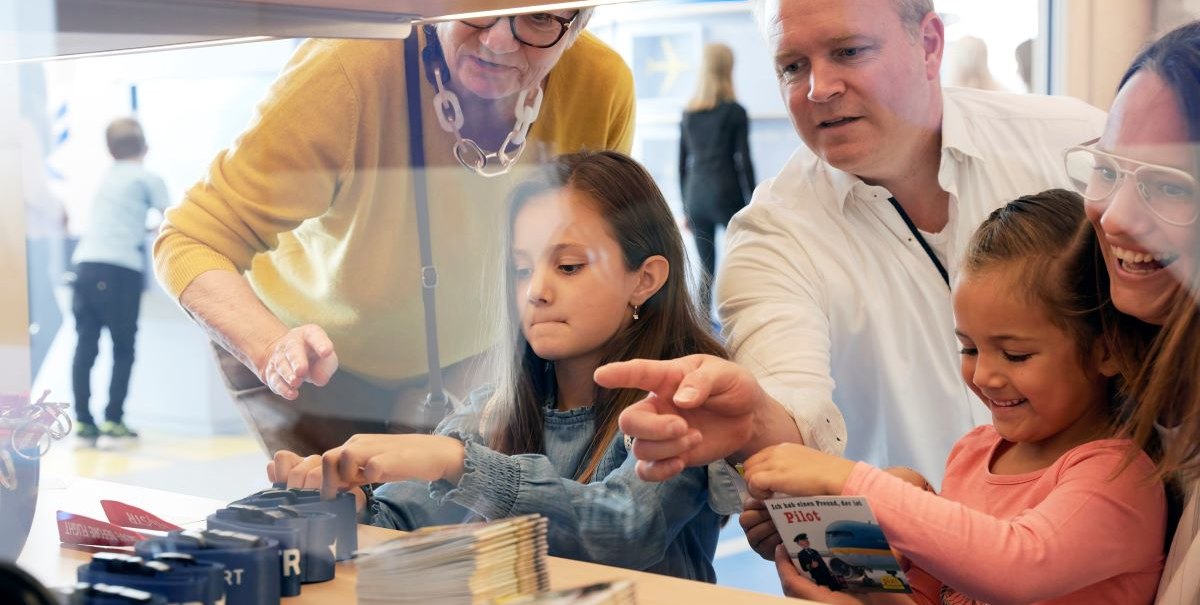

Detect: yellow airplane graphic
[645, 36, 690, 96]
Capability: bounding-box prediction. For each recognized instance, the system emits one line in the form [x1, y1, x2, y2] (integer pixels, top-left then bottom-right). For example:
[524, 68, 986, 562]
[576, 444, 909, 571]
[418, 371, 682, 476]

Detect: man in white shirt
[595, 0, 1105, 548]
[720, 47, 1106, 483]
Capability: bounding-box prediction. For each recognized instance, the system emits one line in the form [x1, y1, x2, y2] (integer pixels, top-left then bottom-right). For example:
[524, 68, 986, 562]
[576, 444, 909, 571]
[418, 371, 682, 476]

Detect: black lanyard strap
[887, 196, 949, 288]
[404, 33, 449, 422]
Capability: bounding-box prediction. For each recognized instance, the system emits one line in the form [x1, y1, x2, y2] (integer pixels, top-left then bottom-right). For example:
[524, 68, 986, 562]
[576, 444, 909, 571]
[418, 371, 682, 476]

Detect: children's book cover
[766, 495, 911, 594]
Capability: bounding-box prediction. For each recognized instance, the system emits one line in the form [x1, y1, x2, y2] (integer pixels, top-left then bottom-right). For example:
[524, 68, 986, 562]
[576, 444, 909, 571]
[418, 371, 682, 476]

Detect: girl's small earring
[632, 304, 640, 321]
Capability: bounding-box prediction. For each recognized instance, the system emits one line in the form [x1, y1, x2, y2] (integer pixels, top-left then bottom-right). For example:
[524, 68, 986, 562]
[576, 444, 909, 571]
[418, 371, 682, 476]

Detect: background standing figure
[72, 118, 169, 445]
[1015, 38, 1034, 92]
[945, 36, 1005, 91]
[679, 42, 756, 318]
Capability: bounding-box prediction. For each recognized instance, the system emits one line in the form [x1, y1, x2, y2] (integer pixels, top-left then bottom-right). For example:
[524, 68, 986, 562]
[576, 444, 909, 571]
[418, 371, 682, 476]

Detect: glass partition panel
[8, 2, 1118, 600]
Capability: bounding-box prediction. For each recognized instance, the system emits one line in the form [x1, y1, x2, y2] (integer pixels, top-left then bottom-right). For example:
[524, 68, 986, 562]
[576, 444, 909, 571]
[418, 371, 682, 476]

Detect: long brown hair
[1106, 21, 1200, 481]
[685, 43, 736, 112]
[1120, 282, 1200, 480]
[484, 151, 727, 483]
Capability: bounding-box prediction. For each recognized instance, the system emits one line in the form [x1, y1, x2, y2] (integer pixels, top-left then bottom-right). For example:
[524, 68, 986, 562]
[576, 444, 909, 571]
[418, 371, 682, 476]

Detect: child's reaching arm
[844, 458, 1164, 604]
[312, 402, 717, 579]
[317, 433, 467, 498]
[744, 441, 1166, 605]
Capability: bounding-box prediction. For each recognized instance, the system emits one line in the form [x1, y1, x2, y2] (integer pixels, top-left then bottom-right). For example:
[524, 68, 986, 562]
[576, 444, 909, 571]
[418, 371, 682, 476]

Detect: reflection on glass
[153, 14, 635, 459]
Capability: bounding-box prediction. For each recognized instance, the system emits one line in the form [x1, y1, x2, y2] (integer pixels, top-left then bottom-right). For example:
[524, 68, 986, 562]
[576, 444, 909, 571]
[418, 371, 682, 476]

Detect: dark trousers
[71, 262, 142, 425]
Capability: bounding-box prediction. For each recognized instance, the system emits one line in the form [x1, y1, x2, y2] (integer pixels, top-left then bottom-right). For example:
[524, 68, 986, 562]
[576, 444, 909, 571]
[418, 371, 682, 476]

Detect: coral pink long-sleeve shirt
[843, 425, 1165, 605]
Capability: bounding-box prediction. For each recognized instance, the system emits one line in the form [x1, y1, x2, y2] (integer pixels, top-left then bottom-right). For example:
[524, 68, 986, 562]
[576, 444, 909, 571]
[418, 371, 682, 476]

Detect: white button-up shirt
[717, 87, 1107, 485]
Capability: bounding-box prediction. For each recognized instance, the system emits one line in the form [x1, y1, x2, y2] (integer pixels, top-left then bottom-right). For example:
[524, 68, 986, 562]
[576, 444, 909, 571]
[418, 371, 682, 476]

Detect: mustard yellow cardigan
[154, 32, 635, 385]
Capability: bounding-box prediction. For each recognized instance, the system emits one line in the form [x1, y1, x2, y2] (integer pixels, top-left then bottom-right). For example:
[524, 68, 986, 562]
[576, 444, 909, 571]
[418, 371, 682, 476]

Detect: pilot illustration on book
[794, 533, 843, 591]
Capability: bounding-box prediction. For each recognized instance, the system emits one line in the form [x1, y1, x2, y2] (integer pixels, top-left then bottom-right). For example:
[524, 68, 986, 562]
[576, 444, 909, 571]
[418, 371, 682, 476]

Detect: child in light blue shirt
[71, 118, 169, 442]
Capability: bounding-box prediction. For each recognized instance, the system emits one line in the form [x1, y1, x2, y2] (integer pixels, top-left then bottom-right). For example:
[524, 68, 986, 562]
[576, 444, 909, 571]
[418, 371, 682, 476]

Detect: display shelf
[3, 0, 637, 62]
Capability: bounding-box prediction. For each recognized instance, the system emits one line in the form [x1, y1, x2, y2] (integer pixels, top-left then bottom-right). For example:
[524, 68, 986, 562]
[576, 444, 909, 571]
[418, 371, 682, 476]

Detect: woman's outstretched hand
[258, 324, 339, 400]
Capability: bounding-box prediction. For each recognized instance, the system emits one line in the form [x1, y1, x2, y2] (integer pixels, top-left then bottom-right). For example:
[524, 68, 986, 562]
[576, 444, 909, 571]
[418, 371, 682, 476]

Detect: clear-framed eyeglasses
[461, 12, 578, 49]
[1063, 137, 1200, 226]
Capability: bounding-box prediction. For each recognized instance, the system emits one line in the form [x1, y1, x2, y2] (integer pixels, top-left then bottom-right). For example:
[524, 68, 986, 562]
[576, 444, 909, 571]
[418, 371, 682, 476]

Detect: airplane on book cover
[768, 495, 911, 594]
[823, 519, 905, 586]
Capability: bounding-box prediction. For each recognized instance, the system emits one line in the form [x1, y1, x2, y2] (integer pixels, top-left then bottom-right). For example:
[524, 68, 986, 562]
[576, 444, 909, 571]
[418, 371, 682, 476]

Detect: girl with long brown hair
[277, 151, 731, 582]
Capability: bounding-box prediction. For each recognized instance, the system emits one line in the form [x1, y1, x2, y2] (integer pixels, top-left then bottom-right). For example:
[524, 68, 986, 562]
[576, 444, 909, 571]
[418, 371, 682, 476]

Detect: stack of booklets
[356, 515, 551, 605]
[486, 580, 636, 605]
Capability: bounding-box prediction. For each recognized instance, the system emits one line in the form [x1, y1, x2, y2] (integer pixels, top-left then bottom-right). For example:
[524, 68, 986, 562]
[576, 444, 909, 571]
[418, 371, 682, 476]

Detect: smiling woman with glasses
[1064, 137, 1200, 226]
[1065, 20, 1200, 605]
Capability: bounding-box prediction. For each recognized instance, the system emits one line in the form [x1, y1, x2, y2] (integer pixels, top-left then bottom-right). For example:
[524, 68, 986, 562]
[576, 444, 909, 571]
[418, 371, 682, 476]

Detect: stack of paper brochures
[356, 515, 550, 605]
[486, 580, 636, 605]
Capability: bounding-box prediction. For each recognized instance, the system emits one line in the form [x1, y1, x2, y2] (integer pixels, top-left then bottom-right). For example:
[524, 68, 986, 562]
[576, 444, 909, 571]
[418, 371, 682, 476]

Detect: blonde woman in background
[946, 35, 1005, 91]
[679, 42, 755, 318]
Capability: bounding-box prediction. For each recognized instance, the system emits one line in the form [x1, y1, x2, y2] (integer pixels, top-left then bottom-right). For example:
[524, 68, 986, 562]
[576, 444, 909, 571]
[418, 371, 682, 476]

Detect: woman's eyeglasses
[460, 12, 578, 49]
[1063, 137, 1199, 226]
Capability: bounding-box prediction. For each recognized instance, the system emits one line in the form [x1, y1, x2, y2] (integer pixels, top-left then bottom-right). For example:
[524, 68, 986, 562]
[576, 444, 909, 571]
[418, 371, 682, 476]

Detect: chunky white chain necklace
[430, 64, 543, 178]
